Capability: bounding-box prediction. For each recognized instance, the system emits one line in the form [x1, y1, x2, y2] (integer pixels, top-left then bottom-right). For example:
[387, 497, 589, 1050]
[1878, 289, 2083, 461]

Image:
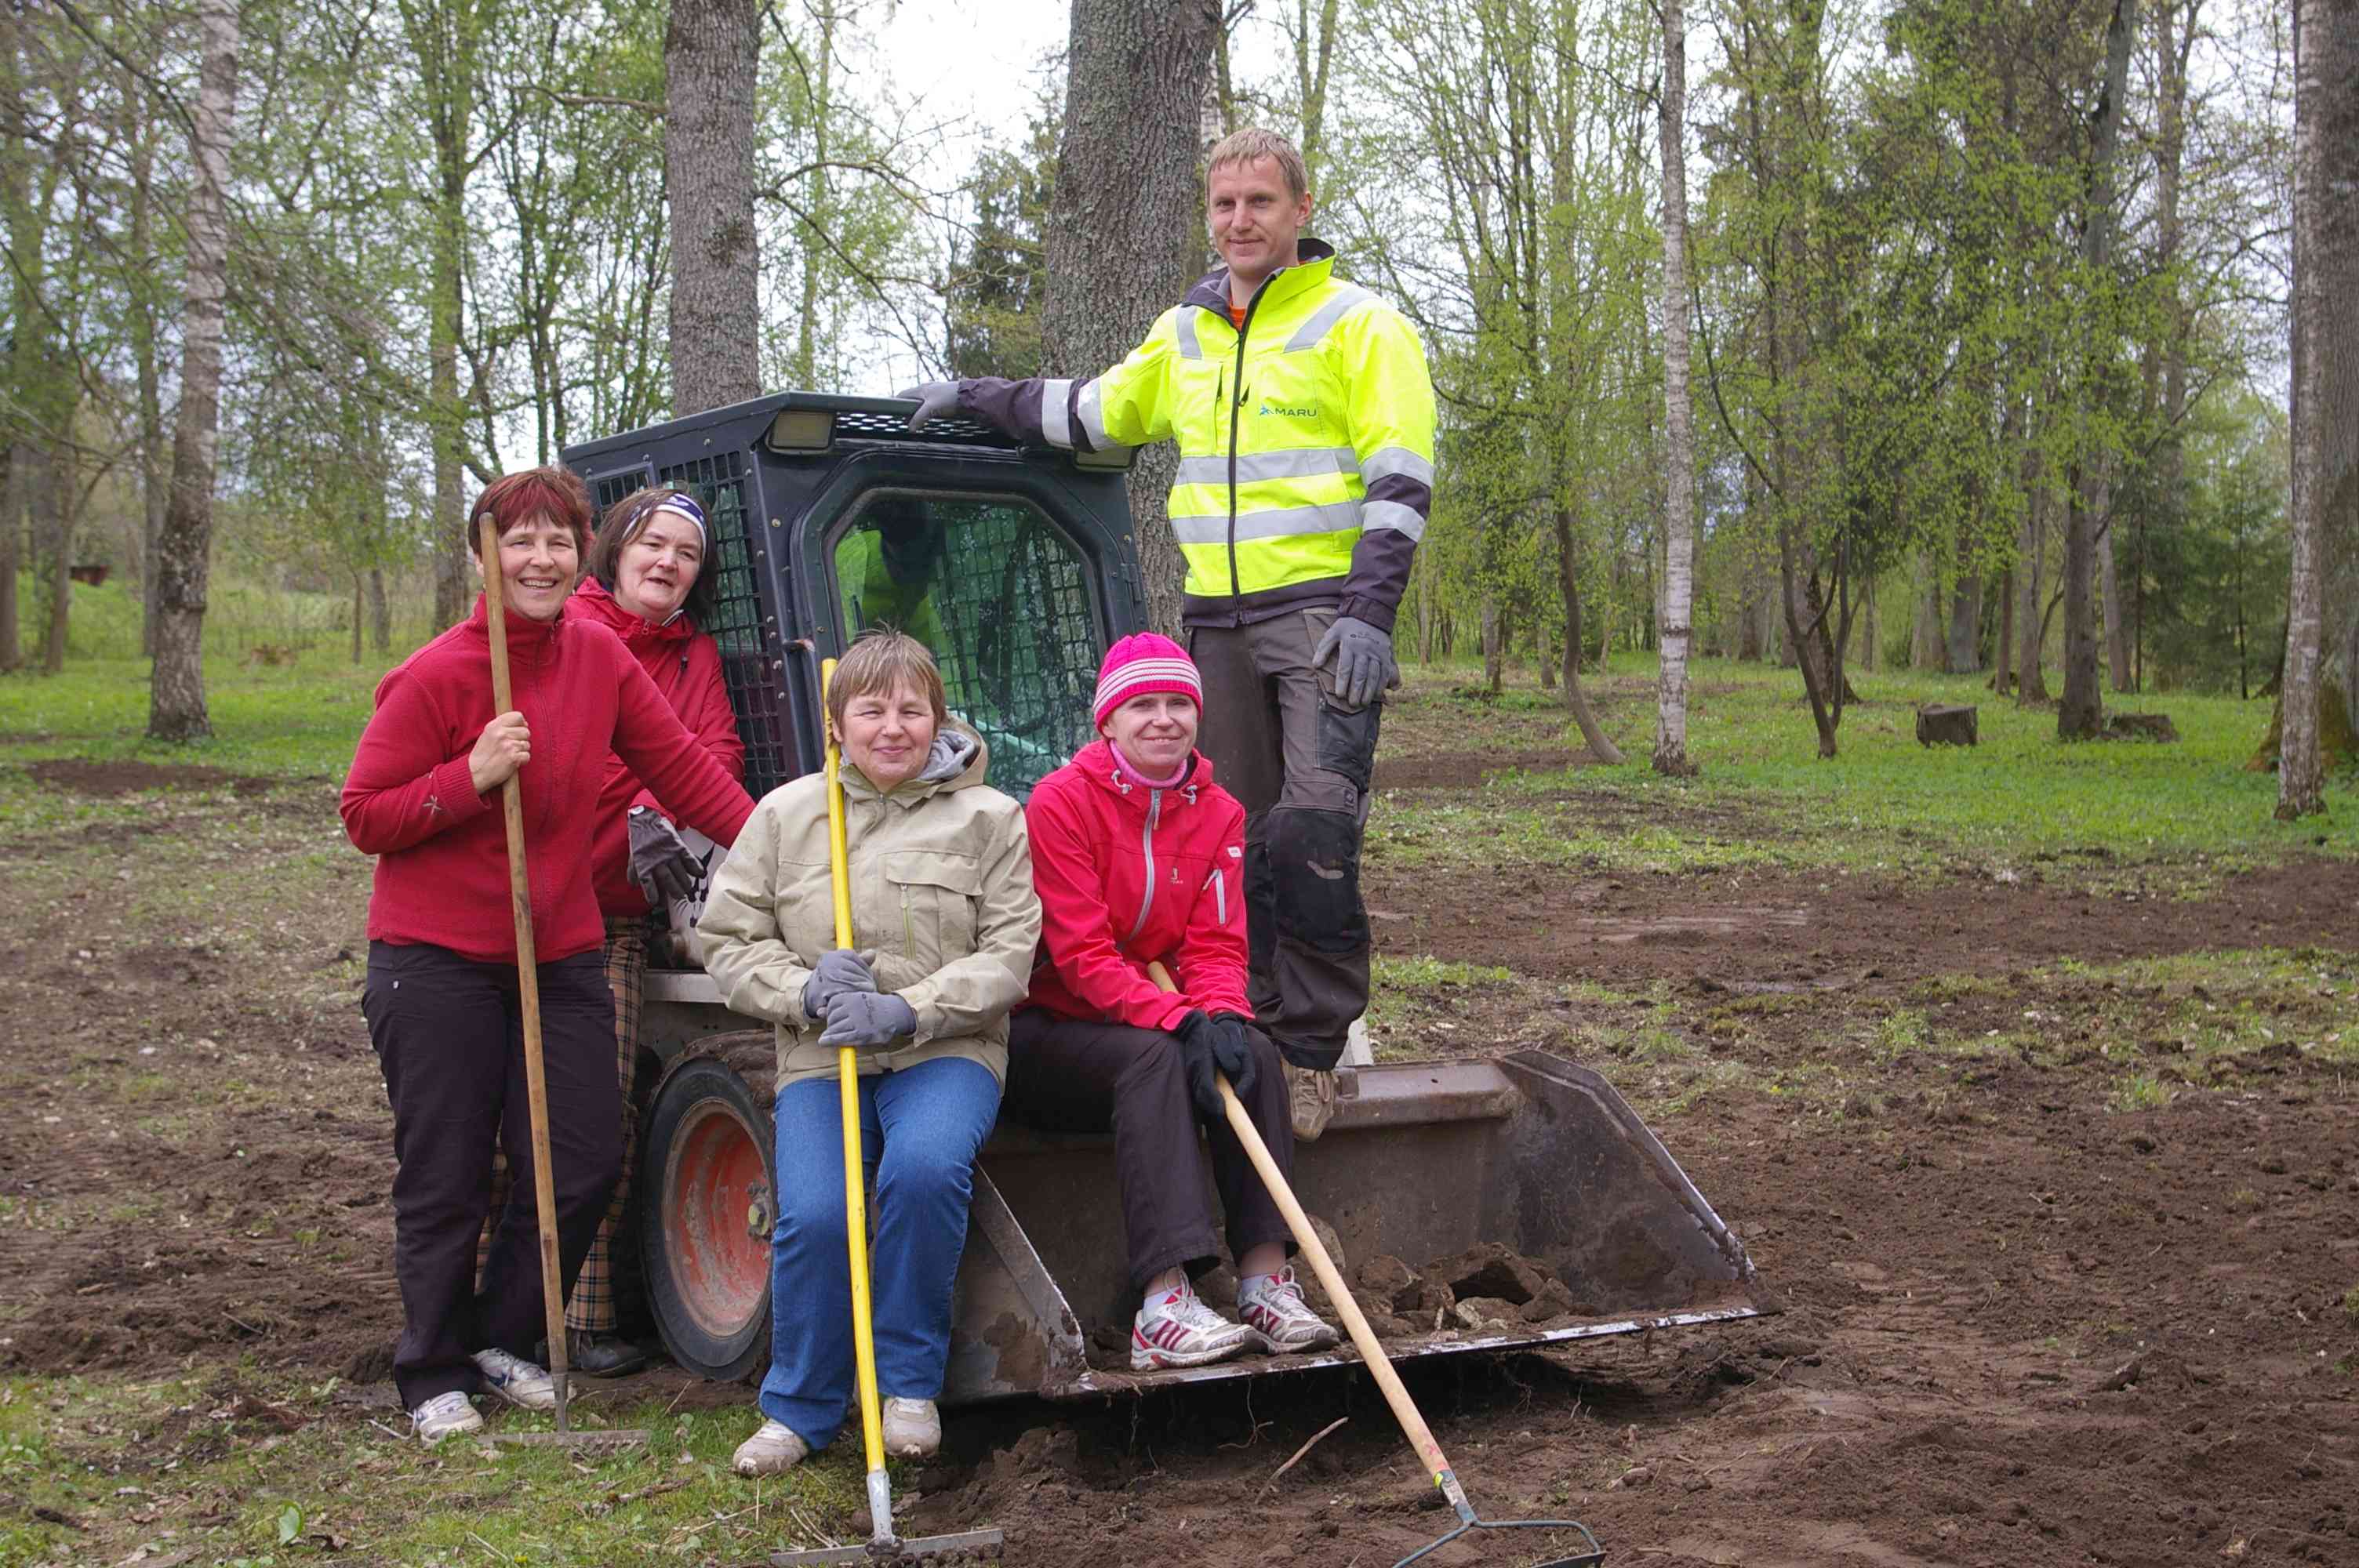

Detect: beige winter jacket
[696, 724, 1040, 1091]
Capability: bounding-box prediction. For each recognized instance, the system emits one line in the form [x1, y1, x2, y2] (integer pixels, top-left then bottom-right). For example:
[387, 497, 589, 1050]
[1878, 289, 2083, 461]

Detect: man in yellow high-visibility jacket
[900, 128, 1437, 1141]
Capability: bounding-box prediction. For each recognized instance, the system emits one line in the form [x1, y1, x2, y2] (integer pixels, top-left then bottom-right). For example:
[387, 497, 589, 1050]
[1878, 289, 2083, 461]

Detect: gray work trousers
[1186, 605, 1379, 1070]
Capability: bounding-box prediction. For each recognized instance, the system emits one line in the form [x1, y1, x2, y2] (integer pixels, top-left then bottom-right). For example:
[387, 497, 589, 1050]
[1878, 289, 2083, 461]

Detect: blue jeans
[761, 1056, 1001, 1450]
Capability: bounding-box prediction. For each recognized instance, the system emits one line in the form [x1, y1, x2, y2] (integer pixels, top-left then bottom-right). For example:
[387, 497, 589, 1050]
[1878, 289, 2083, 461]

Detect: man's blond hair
[827, 627, 948, 733]
[1207, 127, 1310, 201]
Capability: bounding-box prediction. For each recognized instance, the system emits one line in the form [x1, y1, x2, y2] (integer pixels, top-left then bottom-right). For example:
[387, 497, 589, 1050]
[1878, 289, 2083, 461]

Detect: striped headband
[627, 492, 707, 545]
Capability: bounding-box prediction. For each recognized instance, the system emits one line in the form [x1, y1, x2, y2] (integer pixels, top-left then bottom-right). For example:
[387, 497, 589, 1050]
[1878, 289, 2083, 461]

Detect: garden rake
[1147, 964, 1604, 1568]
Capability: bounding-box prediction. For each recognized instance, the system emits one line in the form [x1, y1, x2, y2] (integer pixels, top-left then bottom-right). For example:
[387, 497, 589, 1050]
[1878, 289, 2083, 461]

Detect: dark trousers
[1187, 605, 1380, 1069]
[362, 940, 623, 1409]
[1005, 1009, 1294, 1294]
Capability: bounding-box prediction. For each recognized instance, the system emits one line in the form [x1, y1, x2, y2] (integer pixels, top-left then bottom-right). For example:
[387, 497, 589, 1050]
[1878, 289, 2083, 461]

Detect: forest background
[1, 0, 2351, 797]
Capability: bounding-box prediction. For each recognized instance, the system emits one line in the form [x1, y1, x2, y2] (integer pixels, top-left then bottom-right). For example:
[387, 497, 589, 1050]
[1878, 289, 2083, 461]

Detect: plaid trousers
[478, 916, 647, 1335]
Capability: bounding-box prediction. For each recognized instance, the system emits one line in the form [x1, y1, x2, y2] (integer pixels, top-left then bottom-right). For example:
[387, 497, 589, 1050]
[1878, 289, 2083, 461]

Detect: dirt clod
[1438, 1241, 1547, 1306]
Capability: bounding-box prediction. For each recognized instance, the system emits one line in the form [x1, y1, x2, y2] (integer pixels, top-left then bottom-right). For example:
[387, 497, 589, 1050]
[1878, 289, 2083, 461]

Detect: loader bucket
[940, 1049, 1765, 1403]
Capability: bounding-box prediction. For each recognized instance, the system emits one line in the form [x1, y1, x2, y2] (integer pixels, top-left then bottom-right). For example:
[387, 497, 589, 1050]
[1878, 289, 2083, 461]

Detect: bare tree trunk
[126, 71, 168, 661]
[667, 0, 761, 412]
[1555, 505, 1626, 762]
[2280, 0, 2358, 818]
[1, 27, 35, 676]
[1287, 0, 1340, 188]
[1860, 574, 1879, 672]
[2099, 463, 2131, 688]
[2059, 0, 2135, 741]
[406, 0, 482, 630]
[792, 1, 834, 388]
[369, 567, 391, 652]
[39, 452, 71, 673]
[1481, 593, 1502, 692]
[1910, 553, 1942, 669]
[1993, 566, 2015, 693]
[350, 573, 365, 663]
[0, 441, 13, 671]
[1652, 0, 1698, 775]
[148, 0, 238, 741]
[1041, 0, 1219, 636]
[1944, 564, 1983, 673]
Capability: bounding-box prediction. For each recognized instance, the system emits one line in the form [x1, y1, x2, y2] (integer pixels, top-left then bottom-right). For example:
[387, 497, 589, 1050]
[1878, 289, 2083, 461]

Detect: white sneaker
[1240, 1265, 1343, 1354]
[471, 1347, 559, 1410]
[1131, 1277, 1256, 1370]
[410, 1390, 483, 1444]
[733, 1417, 810, 1475]
[881, 1396, 940, 1458]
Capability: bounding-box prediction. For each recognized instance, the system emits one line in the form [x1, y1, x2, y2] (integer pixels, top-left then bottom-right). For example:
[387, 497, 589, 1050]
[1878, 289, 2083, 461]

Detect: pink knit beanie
[1092, 632, 1203, 728]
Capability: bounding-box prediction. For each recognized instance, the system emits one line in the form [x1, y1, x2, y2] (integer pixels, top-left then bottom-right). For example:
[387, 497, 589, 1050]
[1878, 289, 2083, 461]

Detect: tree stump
[2103, 713, 2179, 742]
[1915, 703, 1978, 746]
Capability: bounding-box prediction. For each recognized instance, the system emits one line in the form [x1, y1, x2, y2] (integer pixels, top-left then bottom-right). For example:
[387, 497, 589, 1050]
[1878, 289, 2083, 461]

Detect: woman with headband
[554, 485, 745, 1374]
[342, 467, 754, 1443]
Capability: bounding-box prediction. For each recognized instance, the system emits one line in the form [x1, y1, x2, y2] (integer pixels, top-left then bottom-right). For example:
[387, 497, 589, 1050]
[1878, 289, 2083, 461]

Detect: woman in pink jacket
[1006, 634, 1340, 1370]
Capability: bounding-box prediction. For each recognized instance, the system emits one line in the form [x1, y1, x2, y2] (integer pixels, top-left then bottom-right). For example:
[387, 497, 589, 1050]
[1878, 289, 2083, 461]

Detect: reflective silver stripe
[1359, 445, 1434, 490]
[1125, 791, 1162, 942]
[1041, 378, 1075, 448]
[1362, 498, 1427, 542]
[1076, 378, 1108, 448]
[1206, 866, 1227, 925]
[1175, 312, 1205, 361]
[1174, 447, 1358, 488]
[1170, 500, 1364, 546]
[1283, 285, 1373, 352]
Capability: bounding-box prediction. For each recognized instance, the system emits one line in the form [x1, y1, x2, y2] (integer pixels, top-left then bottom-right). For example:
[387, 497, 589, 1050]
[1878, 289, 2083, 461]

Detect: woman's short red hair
[467, 466, 594, 557]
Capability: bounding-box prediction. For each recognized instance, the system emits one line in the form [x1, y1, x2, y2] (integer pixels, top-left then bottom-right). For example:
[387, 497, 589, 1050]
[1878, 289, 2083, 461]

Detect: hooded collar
[841, 720, 989, 808]
[1182, 236, 1339, 321]
[1072, 738, 1216, 812]
[462, 593, 565, 666]
[569, 575, 695, 644]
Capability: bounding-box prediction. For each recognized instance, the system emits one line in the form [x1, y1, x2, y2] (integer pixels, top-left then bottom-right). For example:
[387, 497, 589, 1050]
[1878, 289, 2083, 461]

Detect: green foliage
[945, 106, 1060, 381]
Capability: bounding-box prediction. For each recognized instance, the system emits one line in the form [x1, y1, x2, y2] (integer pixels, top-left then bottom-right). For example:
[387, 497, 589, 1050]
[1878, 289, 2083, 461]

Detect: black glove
[1312, 614, 1398, 708]
[818, 989, 917, 1050]
[801, 948, 878, 1022]
[627, 808, 702, 905]
[1176, 1011, 1258, 1120]
[896, 381, 962, 432]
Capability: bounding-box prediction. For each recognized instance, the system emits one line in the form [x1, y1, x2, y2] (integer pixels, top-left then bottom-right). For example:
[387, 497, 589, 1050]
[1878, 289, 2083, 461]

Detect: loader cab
[562, 392, 1148, 804]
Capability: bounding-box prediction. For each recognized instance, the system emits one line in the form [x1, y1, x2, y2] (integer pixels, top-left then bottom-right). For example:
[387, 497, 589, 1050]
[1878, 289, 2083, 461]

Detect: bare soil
[4, 771, 2356, 1566]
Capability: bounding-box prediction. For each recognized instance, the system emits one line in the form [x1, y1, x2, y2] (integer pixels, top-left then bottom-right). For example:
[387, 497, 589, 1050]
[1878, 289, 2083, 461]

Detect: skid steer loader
[560, 392, 1765, 1403]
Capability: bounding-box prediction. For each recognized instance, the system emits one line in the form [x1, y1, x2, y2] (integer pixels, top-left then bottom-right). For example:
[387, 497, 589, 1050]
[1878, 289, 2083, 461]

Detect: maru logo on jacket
[1257, 397, 1318, 420]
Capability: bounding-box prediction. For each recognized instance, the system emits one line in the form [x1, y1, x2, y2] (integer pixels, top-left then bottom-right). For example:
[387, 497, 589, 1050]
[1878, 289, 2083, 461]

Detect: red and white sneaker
[1240, 1266, 1342, 1355]
[1131, 1278, 1256, 1370]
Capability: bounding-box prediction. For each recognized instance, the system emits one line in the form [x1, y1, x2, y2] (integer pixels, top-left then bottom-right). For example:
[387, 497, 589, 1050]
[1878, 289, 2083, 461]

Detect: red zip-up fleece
[341, 595, 755, 965]
[565, 578, 744, 917]
[1022, 738, 1252, 1033]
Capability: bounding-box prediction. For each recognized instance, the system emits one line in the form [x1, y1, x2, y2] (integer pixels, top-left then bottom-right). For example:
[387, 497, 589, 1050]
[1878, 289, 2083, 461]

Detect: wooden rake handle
[480, 514, 572, 1432]
[1144, 964, 1470, 1512]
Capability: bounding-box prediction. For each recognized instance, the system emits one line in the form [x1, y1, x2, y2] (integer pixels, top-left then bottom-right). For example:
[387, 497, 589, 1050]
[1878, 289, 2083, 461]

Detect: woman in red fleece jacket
[476, 487, 744, 1378]
[1006, 633, 1340, 1372]
[341, 466, 753, 1443]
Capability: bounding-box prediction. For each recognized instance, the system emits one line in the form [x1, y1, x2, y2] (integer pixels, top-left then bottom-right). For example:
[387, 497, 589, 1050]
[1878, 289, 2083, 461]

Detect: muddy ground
[3, 760, 2356, 1566]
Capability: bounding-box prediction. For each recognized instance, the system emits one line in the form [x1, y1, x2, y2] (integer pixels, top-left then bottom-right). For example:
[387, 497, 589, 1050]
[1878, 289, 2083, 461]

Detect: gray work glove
[817, 989, 918, 1051]
[801, 948, 878, 1023]
[896, 381, 962, 432]
[627, 807, 702, 905]
[1313, 614, 1398, 709]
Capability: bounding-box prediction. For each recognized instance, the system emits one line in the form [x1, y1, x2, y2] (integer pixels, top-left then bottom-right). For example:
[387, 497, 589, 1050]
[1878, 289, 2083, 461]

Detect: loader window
[834, 492, 1101, 797]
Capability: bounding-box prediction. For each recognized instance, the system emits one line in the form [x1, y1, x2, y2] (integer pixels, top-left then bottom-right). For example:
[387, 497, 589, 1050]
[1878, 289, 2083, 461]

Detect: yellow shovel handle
[820, 660, 888, 1486]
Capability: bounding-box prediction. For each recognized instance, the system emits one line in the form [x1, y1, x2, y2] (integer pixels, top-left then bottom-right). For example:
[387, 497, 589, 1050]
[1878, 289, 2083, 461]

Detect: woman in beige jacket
[696, 630, 1038, 1476]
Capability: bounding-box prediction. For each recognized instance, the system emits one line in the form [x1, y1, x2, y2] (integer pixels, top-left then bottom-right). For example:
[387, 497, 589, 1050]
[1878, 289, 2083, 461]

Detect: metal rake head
[768, 1526, 1005, 1566]
[1394, 1512, 1605, 1568]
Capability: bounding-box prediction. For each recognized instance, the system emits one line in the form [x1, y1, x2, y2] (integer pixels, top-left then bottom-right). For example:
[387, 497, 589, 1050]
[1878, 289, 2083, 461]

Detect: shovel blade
[769, 1526, 1005, 1566]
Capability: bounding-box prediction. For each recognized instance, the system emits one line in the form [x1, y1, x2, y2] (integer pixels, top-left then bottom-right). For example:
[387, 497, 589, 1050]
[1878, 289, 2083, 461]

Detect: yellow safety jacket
[961, 241, 1436, 630]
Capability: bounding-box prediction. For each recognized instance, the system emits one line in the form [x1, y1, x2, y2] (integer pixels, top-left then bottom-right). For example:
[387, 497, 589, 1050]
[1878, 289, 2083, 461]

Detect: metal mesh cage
[835, 492, 1101, 797]
[592, 455, 794, 801]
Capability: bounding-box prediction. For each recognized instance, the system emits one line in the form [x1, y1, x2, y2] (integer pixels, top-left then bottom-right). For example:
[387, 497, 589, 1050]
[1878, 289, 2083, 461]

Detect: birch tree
[1652, 0, 1697, 776]
[148, 0, 238, 742]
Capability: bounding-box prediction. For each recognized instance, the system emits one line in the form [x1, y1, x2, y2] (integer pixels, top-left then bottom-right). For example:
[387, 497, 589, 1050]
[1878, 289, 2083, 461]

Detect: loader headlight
[766, 408, 835, 452]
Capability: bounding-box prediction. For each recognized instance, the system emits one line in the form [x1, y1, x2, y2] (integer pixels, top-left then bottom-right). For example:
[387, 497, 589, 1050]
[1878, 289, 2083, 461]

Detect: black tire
[638, 1036, 778, 1384]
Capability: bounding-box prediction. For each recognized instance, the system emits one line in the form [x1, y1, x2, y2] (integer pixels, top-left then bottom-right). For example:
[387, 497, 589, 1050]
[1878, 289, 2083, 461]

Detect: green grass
[1379, 655, 2359, 880]
[0, 1370, 875, 1566]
